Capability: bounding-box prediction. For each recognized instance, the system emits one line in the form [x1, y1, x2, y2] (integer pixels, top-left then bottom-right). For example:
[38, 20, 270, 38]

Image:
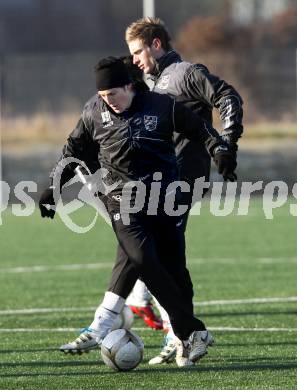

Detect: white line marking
[0, 263, 112, 274]
[1, 296, 297, 315]
[0, 327, 296, 333]
[208, 327, 297, 332]
[1, 257, 297, 274]
[0, 328, 78, 332]
[0, 308, 95, 315]
[194, 296, 297, 306]
[258, 258, 297, 264]
[189, 257, 297, 265]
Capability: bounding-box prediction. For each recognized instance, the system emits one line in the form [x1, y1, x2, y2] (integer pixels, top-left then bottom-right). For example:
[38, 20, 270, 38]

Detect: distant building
[232, 0, 294, 24]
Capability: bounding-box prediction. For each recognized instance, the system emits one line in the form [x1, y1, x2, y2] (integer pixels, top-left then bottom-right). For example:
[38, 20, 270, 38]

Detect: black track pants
[106, 200, 205, 340]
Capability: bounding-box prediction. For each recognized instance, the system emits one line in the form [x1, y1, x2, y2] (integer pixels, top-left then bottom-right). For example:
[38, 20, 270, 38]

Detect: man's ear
[151, 37, 162, 51]
[126, 83, 134, 92]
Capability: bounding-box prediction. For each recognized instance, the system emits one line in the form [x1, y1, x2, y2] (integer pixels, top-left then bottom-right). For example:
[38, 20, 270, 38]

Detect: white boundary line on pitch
[0, 263, 113, 274]
[1, 257, 297, 274]
[208, 327, 297, 332]
[1, 296, 297, 315]
[0, 327, 297, 333]
[195, 296, 297, 306]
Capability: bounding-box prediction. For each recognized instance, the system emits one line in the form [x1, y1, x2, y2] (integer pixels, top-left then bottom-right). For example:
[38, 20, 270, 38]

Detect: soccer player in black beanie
[39, 56, 236, 367]
[95, 57, 132, 92]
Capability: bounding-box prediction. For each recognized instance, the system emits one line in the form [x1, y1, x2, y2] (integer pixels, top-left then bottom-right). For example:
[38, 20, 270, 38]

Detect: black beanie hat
[94, 56, 131, 91]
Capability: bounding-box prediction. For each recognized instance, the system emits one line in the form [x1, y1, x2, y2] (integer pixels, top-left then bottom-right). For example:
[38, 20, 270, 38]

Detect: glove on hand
[221, 134, 238, 154]
[213, 145, 237, 182]
[39, 187, 56, 219]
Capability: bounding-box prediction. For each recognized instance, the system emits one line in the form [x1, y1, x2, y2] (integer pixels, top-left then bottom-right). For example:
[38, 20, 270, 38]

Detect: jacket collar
[152, 50, 182, 77]
[98, 91, 145, 118]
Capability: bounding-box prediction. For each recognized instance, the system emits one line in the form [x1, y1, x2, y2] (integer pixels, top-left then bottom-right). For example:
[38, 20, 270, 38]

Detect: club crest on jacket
[156, 75, 170, 90]
[144, 115, 158, 131]
[101, 111, 114, 128]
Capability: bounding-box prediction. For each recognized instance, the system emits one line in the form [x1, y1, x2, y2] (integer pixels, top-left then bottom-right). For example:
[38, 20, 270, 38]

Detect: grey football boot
[175, 330, 214, 366]
[59, 327, 102, 354]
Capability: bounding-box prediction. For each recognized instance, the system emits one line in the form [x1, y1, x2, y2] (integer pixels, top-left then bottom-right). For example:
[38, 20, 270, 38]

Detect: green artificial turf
[0, 199, 297, 389]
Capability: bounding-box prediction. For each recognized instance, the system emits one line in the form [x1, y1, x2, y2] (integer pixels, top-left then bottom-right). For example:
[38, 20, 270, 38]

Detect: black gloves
[39, 187, 56, 219]
[213, 145, 237, 181]
[221, 133, 239, 153]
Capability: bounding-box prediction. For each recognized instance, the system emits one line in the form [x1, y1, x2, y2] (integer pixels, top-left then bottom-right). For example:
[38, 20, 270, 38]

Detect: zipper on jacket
[127, 123, 135, 149]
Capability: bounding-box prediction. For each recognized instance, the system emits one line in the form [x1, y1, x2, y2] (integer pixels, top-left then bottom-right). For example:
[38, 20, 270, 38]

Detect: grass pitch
[1, 199, 297, 389]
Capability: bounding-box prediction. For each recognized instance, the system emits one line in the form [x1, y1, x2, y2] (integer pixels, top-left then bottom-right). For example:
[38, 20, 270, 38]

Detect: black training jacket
[146, 51, 243, 180]
[51, 90, 224, 197]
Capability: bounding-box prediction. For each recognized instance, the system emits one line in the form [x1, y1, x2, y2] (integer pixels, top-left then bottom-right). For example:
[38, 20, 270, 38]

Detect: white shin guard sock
[126, 279, 152, 307]
[152, 296, 170, 321]
[90, 292, 125, 337]
[152, 295, 174, 334]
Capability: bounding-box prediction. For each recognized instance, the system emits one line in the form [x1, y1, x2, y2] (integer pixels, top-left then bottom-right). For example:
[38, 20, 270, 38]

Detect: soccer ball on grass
[111, 305, 134, 331]
[101, 329, 144, 371]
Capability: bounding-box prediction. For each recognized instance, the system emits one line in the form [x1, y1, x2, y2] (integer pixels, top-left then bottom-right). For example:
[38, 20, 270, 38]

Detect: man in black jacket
[39, 57, 236, 366]
[125, 17, 244, 364]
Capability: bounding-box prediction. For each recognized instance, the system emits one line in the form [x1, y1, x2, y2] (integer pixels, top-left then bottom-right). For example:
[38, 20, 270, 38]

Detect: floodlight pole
[143, 0, 155, 17]
[0, 55, 3, 207]
[295, 48, 297, 120]
[0, 21, 5, 208]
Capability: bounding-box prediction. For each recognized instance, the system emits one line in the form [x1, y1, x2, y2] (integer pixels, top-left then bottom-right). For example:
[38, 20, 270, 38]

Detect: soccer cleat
[129, 304, 163, 330]
[188, 330, 214, 363]
[59, 327, 102, 354]
[149, 334, 176, 365]
[175, 338, 193, 367]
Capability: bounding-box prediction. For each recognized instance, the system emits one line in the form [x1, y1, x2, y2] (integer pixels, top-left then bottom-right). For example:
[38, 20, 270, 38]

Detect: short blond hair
[125, 17, 172, 51]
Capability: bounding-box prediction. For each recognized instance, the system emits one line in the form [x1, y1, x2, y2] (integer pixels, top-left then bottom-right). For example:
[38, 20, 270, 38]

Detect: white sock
[89, 292, 125, 337]
[167, 329, 175, 340]
[152, 296, 170, 323]
[126, 279, 152, 307]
